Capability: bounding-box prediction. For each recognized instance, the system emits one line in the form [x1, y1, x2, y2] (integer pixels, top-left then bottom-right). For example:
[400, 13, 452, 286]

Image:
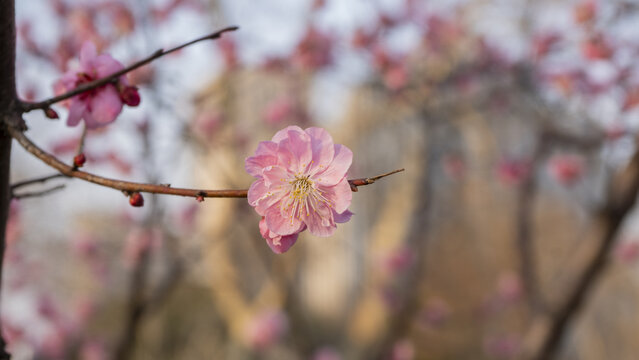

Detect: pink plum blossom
[483, 335, 521, 359]
[246, 126, 354, 253]
[245, 310, 288, 350]
[292, 27, 333, 71]
[574, 0, 596, 24]
[496, 271, 523, 303]
[123, 227, 162, 267]
[391, 339, 415, 360]
[419, 297, 451, 328]
[54, 42, 139, 129]
[264, 97, 294, 125]
[548, 154, 584, 186]
[615, 241, 639, 264]
[312, 347, 342, 360]
[496, 158, 530, 186]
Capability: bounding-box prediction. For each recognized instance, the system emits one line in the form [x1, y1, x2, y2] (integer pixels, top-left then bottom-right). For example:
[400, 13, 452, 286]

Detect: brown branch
[20, 26, 239, 113]
[8, 126, 403, 200]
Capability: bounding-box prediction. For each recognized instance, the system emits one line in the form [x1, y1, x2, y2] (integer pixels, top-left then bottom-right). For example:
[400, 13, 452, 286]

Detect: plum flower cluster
[246, 126, 353, 253]
[54, 42, 140, 129]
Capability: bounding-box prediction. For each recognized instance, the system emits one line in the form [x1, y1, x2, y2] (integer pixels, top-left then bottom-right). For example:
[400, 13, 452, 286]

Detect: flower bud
[120, 86, 141, 107]
[129, 192, 144, 207]
[73, 153, 86, 168]
[45, 108, 59, 119]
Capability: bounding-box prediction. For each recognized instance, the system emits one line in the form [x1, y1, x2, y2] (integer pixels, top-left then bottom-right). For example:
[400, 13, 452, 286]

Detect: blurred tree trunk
[0, 0, 17, 358]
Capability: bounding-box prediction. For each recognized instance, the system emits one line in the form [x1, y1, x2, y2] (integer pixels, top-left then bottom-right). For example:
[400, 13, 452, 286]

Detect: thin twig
[349, 168, 405, 191]
[20, 26, 239, 113]
[8, 126, 403, 200]
[10, 173, 64, 190]
[11, 184, 66, 199]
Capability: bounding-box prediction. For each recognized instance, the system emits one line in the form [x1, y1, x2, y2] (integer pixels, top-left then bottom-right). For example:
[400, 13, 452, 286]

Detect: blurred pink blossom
[442, 154, 466, 180]
[312, 346, 342, 360]
[127, 64, 155, 86]
[605, 123, 627, 140]
[581, 35, 613, 60]
[218, 37, 238, 69]
[106, 3, 135, 35]
[574, 0, 597, 24]
[38, 326, 68, 359]
[382, 246, 415, 276]
[264, 97, 294, 125]
[496, 158, 530, 186]
[292, 27, 333, 71]
[352, 28, 376, 49]
[192, 111, 223, 140]
[615, 241, 639, 264]
[80, 340, 108, 360]
[5, 200, 21, 252]
[391, 339, 415, 360]
[245, 310, 288, 350]
[383, 65, 408, 91]
[548, 154, 584, 186]
[54, 42, 139, 129]
[532, 33, 561, 59]
[496, 271, 523, 303]
[483, 335, 521, 359]
[419, 297, 451, 328]
[622, 87, 639, 111]
[246, 126, 354, 252]
[123, 228, 162, 267]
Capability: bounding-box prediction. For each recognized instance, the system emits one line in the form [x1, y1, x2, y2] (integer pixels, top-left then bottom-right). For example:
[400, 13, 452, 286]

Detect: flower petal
[86, 86, 123, 128]
[333, 209, 353, 223]
[272, 125, 304, 143]
[315, 144, 353, 186]
[303, 206, 336, 237]
[79, 42, 98, 70]
[262, 165, 290, 188]
[94, 53, 125, 78]
[320, 177, 352, 214]
[248, 179, 286, 216]
[66, 99, 87, 127]
[265, 204, 304, 236]
[259, 218, 301, 254]
[245, 141, 278, 177]
[305, 127, 335, 175]
[277, 129, 312, 174]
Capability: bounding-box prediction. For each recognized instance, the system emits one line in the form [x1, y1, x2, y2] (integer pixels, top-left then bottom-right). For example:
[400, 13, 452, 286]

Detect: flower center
[290, 175, 313, 201]
[283, 175, 333, 223]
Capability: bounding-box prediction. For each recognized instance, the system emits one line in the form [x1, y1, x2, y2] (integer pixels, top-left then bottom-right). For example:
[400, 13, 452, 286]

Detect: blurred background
[6, 0, 639, 359]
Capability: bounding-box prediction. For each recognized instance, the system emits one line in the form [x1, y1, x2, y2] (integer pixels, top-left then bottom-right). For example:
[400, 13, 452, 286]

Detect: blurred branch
[532, 147, 639, 359]
[8, 125, 403, 199]
[19, 26, 239, 113]
[368, 123, 437, 360]
[514, 127, 595, 315]
[114, 247, 152, 360]
[515, 148, 544, 314]
[10, 173, 64, 190]
[11, 184, 65, 199]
